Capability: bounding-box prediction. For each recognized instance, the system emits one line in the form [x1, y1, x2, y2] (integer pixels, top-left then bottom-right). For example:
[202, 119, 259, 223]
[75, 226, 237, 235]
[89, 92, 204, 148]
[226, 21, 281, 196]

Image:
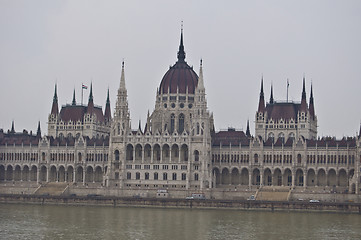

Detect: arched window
[154, 172, 158, 180]
[163, 172, 168, 180]
[278, 132, 285, 143]
[254, 154, 259, 163]
[127, 172, 131, 179]
[178, 114, 185, 133]
[182, 173, 186, 180]
[170, 114, 175, 133]
[172, 173, 177, 180]
[78, 152, 82, 162]
[194, 173, 199, 181]
[297, 154, 302, 164]
[145, 172, 149, 180]
[288, 132, 295, 140]
[197, 123, 200, 135]
[136, 172, 140, 180]
[194, 150, 199, 161]
[117, 123, 120, 135]
[268, 132, 274, 143]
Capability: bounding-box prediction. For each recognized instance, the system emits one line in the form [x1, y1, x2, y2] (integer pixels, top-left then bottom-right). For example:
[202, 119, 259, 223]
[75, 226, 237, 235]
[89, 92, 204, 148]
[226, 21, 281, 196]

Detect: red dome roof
[158, 31, 198, 94]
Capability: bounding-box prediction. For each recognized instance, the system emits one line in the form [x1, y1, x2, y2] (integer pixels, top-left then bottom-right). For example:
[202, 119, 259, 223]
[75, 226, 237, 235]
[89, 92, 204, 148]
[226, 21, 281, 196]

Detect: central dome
[159, 31, 198, 94]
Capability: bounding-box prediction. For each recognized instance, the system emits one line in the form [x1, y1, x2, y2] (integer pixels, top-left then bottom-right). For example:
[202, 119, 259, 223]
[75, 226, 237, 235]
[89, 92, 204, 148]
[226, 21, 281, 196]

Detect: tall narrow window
[170, 114, 175, 133]
[178, 114, 184, 133]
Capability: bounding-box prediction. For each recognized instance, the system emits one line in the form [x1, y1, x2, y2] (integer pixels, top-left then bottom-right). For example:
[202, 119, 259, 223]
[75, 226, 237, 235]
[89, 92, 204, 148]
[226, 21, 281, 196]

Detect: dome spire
[177, 23, 186, 62]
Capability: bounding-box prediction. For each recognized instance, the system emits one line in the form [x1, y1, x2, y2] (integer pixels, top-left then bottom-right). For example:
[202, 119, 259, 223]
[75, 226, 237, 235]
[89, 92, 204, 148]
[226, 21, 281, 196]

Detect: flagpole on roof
[81, 82, 83, 106]
[287, 79, 289, 102]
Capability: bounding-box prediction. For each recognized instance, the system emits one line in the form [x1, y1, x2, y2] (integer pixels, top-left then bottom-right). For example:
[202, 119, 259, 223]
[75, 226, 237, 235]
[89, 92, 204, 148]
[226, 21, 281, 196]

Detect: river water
[0, 203, 360, 240]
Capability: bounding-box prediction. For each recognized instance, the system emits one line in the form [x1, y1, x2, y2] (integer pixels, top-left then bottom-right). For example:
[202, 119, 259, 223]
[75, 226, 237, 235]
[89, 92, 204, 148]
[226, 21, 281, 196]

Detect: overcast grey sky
[0, 0, 360, 138]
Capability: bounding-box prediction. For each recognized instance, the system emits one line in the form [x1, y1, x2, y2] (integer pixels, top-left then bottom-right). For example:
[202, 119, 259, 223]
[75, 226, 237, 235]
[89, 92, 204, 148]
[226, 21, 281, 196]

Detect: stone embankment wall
[1, 194, 361, 213]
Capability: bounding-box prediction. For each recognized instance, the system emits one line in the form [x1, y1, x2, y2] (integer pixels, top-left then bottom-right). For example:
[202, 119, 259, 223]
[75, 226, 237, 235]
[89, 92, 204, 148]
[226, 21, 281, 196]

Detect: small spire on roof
[37, 121, 41, 137]
[51, 83, 59, 115]
[106, 88, 110, 104]
[72, 88, 76, 105]
[88, 82, 93, 102]
[300, 76, 307, 112]
[246, 119, 251, 137]
[53, 84, 58, 102]
[10, 120, 15, 133]
[270, 83, 274, 104]
[258, 77, 265, 112]
[198, 59, 205, 90]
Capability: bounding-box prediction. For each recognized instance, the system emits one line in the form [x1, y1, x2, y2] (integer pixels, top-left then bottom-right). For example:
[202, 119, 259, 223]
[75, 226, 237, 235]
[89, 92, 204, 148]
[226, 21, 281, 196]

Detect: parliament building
[1, 31, 360, 200]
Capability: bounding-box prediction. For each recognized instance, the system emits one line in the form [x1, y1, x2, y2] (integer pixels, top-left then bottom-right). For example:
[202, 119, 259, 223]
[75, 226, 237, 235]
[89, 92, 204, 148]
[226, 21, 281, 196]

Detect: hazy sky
[1, 0, 360, 138]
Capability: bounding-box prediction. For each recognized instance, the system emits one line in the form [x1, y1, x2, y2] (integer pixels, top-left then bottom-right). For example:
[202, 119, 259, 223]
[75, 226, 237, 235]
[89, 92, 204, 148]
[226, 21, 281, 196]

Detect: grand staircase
[34, 182, 68, 196]
[255, 186, 291, 201]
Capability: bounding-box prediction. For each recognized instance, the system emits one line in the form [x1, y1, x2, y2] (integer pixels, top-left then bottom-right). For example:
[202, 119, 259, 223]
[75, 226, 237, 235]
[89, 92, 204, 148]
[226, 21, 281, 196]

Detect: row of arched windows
[126, 172, 187, 181]
[0, 152, 38, 161]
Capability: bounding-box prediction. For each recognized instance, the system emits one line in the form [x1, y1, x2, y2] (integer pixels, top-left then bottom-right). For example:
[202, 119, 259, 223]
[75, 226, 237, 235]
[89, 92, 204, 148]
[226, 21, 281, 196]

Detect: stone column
[303, 171, 307, 189]
[37, 168, 40, 184]
[83, 169, 86, 186]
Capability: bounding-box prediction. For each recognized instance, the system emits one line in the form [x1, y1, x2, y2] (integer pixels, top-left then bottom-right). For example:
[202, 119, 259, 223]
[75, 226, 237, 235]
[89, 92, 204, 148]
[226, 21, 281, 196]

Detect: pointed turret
[198, 59, 205, 90]
[51, 84, 59, 115]
[119, 61, 126, 92]
[87, 83, 94, 115]
[36, 121, 41, 137]
[300, 77, 308, 112]
[113, 60, 130, 135]
[104, 88, 111, 122]
[359, 123, 361, 138]
[257, 78, 265, 112]
[10, 121, 15, 134]
[138, 120, 142, 132]
[270, 84, 274, 104]
[246, 120, 251, 137]
[72, 88, 76, 105]
[309, 83, 315, 119]
[177, 27, 186, 62]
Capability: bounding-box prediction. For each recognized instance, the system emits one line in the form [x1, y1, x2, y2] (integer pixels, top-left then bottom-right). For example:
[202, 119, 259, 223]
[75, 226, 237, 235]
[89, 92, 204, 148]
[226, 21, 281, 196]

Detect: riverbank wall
[1, 194, 361, 214]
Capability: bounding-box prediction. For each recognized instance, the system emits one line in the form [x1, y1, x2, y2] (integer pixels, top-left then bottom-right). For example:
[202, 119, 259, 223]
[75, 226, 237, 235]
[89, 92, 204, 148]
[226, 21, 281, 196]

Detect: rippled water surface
[1, 203, 361, 240]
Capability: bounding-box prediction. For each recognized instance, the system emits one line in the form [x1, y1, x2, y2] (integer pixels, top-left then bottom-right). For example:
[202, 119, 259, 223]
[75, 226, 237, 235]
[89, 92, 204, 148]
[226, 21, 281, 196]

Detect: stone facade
[0, 31, 360, 197]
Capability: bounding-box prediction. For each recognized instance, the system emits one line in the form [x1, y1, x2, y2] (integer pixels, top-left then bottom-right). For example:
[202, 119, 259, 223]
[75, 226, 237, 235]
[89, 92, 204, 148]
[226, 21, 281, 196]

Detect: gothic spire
[309, 83, 315, 119]
[72, 88, 76, 105]
[300, 76, 308, 112]
[88, 82, 93, 103]
[10, 120, 15, 134]
[36, 121, 41, 137]
[270, 83, 274, 104]
[104, 88, 111, 122]
[87, 82, 94, 114]
[177, 26, 186, 62]
[51, 84, 59, 115]
[246, 119, 251, 137]
[257, 77, 265, 112]
[198, 59, 204, 90]
[120, 61, 126, 90]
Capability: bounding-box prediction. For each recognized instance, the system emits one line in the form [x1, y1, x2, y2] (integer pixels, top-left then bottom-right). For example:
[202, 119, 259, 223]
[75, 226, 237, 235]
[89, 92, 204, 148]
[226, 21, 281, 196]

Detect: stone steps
[256, 189, 289, 201]
[35, 183, 68, 196]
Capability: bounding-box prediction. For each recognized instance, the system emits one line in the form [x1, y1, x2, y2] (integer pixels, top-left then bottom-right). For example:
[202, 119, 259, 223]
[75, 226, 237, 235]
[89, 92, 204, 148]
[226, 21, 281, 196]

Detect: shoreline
[1, 194, 360, 214]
